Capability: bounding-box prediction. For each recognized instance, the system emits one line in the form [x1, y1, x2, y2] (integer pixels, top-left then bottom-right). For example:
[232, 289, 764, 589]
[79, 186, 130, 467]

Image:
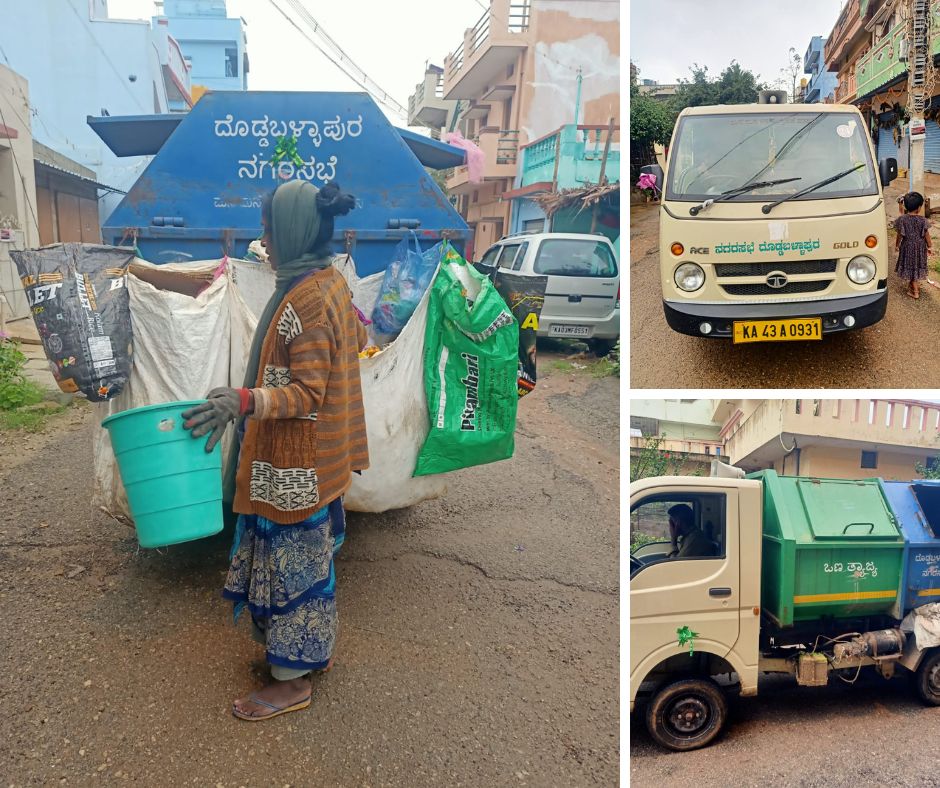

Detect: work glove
[182, 387, 250, 453]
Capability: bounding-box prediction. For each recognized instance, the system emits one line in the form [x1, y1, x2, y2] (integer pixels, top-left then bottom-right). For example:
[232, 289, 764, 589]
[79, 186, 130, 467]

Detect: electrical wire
[283, 0, 408, 117]
[0, 44, 82, 157]
[266, 0, 407, 120]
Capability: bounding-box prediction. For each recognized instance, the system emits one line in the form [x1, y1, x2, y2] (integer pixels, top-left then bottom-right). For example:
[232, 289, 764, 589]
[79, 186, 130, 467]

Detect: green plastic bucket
[102, 400, 224, 548]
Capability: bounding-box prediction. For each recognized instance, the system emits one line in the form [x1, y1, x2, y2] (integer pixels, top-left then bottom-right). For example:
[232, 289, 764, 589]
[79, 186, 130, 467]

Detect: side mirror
[640, 163, 665, 192]
[880, 157, 898, 187]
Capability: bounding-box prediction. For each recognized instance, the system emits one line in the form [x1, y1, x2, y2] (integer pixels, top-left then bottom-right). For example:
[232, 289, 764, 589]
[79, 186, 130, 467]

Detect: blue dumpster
[88, 91, 469, 275]
[880, 480, 940, 616]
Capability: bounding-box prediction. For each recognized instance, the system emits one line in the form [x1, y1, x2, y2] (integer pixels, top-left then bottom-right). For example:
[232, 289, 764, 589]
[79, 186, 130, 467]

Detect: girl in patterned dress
[895, 191, 933, 299]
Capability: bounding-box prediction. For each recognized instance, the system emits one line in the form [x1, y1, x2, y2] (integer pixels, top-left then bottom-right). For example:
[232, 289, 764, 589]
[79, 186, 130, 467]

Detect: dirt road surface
[0, 364, 619, 787]
[630, 672, 940, 787]
[630, 181, 940, 388]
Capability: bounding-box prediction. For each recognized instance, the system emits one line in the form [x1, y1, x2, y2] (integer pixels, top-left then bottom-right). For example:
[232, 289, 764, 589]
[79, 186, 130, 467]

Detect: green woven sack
[414, 244, 519, 476]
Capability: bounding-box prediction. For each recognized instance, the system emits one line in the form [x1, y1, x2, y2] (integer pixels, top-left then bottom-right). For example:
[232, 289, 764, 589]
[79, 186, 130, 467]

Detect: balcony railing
[825, 0, 861, 67]
[496, 129, 519, 164]
[726, 399, 940, 465]
[446, 128, 520, 190]
[410, 74, 444, 109]
[471, 9, 490, 55]
[519, 124, 620, 189]
[509, 1, 531, 32]
[834, 68, 857, 103]
[855, 20, 907, 98]
[443, 0, 531, 86]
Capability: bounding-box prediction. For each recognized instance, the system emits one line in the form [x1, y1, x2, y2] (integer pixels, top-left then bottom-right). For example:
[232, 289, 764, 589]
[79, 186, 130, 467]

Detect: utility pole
[590, 117, 616, 234]
[909, 0, 930, 195]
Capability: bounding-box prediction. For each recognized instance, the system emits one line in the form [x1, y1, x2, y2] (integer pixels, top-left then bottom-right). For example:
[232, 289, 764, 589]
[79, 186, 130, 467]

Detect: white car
[478, 232, 620, 356]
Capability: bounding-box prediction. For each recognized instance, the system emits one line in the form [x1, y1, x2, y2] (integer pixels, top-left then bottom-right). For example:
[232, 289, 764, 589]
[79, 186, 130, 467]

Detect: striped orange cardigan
[233, 265, 370, 523]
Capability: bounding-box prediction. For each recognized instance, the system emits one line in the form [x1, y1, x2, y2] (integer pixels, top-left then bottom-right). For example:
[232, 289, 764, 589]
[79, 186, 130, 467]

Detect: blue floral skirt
[222, 499, 345, 673]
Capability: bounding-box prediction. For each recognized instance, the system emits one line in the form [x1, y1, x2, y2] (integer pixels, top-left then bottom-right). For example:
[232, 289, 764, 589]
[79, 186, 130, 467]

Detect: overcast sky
[630, 0, 846, 87]
[108, 0, 488, 124]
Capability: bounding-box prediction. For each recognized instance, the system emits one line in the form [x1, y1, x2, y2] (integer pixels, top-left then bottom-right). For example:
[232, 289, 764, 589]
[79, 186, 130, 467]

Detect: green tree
[715, 61, 764, 104]
[915, 459, 940, 479]
[630, 435, 691, 482]
[629, 62, 675, 184]
[671, 61, 765, 113]
[670, 63, 717, 110]
[629, 94, 674, 148]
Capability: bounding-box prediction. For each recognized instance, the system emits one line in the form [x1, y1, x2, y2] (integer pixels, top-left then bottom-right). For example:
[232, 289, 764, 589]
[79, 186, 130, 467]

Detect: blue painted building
[158, 0, 248, 93]
[505, 123, 620, 241]
[0, 0, 192, 220]
[803, 36, 838, 103]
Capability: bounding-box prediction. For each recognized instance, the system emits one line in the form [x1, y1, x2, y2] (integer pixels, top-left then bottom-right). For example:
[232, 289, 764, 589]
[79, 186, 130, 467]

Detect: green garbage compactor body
[747, 470, 905, 627]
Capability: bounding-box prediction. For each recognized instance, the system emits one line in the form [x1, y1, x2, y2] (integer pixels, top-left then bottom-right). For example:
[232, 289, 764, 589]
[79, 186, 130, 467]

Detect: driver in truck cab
[667, 504, 716, 558]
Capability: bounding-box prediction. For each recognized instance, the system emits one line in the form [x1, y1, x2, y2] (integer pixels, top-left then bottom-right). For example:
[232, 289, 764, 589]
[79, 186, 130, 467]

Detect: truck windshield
[666, 112, 878, 203]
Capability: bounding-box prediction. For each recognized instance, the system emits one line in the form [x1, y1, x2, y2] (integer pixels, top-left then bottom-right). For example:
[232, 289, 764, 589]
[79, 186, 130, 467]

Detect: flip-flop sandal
[232, 692, 312, 722]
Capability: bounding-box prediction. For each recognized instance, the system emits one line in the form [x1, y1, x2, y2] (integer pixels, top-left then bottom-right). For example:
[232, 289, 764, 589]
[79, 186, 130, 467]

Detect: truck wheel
[645, 678, 728, 751]
[915, 649, 940, 706]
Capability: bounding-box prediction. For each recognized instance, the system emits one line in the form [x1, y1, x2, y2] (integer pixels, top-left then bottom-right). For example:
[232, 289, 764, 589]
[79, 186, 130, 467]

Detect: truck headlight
[675, 262, 705, 292]
[847, 255, 876, 284]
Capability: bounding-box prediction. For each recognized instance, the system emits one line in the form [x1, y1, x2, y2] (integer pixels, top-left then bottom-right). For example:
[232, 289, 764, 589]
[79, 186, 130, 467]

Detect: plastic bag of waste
[370, 231, 438, 336]
[11, 243, 133, 402]
[415, 244, 519, 476]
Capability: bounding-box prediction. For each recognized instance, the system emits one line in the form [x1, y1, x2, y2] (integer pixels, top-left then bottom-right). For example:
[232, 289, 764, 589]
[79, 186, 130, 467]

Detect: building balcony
[723, 399, 940, 467]
[804, 38, 822, 73]
[153, 19, 192, 108]
[445, 127, 519, 192]
[834, 69, 857, 103]
[855, 20, 907, 99]
[407, 66, 452, 130]
[825, 0, 864, 71]
[442, 0, 531, 100]
[515, 124, 620, 192]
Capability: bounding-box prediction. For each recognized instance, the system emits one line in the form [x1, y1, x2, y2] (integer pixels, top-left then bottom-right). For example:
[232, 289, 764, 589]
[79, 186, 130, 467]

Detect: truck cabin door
[630, 486, 740, 677]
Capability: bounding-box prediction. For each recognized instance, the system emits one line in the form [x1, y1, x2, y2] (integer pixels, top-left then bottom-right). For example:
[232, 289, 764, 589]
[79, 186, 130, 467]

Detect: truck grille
[721, 281, 831, 296]
[715, 259, 838, 277]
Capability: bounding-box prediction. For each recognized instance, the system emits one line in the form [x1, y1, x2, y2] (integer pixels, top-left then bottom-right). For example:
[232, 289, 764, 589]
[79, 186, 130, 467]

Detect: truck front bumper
[663, 289, 887, 338]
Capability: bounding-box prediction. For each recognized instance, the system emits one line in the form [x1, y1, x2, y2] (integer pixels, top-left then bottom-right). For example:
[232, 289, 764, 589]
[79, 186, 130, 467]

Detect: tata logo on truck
[766, 272, 789, 289]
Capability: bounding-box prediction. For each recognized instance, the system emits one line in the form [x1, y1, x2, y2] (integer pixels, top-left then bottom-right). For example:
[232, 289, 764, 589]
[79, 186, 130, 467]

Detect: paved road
[630, 671, 940, 787]
[0, 364, 619, 787]
[629, 184, 940, 388]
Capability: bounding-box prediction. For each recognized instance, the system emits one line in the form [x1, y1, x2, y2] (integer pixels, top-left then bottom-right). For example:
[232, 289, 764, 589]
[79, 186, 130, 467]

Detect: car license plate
[732, 317, 822, 343]
[550, 325, 592, 338]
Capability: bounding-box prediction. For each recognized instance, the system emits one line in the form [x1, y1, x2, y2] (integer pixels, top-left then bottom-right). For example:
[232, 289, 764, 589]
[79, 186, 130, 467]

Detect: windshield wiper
[689, 178, 801, 216]
[761, 163, 866, 214]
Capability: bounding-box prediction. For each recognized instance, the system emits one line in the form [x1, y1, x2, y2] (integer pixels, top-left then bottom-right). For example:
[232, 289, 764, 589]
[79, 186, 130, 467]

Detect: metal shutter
[925, 119, 940, 173]
[878, 119, 897, 164]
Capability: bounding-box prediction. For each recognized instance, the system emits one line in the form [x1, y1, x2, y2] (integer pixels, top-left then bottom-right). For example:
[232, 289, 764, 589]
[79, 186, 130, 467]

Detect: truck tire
[645, 678, 728, 751]
[915, 649, 940, 706]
